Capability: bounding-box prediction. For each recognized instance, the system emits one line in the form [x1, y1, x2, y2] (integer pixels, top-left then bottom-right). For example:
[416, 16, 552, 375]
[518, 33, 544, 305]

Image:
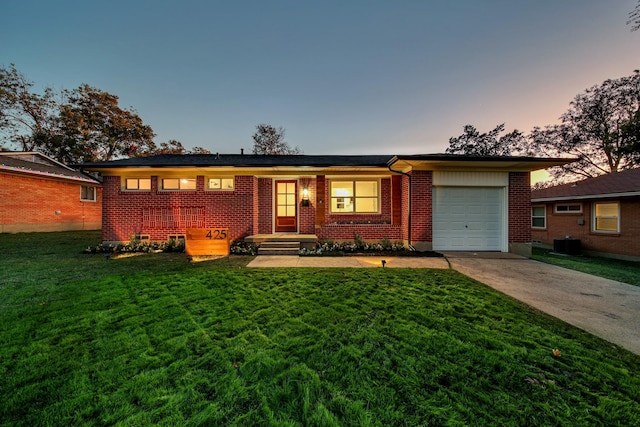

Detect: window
[555, 203, 582, 213]
[168, 234, 185, 242]
[207, 177, 234, 190]
[330, 180, 378, 213]
[133, 234, 150, 241]
[80, 185, 96, 201]
[593, 202, 619, 233]
[161, 178, 196, 190]
[125, 178, 151, 191]
[531, 205, 546, 228]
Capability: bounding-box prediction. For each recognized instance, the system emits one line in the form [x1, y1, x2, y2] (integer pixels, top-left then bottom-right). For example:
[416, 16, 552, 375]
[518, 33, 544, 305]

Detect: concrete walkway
[247, 253, 640, 355]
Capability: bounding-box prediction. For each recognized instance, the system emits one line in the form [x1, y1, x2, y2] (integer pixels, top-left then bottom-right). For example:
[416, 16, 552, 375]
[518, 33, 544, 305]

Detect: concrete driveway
[248, 253, 640, 356]
[445, 253, 640, 356]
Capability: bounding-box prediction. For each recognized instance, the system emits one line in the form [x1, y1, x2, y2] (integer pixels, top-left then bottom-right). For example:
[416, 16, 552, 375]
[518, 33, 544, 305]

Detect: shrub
[230, 240, 259, 255]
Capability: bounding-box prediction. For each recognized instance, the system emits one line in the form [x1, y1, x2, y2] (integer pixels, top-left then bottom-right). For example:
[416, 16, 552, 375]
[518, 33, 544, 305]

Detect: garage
[432, 186, 505, 251]
[431, 170, 508, 251]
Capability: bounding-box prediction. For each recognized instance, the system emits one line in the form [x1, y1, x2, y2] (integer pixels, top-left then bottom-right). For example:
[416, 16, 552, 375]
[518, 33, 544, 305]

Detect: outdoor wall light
[301, 187, 310, 206]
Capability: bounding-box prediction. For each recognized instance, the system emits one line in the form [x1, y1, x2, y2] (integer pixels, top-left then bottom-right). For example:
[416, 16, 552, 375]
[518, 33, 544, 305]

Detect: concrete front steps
[245, 234, 317, 256]
[257, 241, 300, 256]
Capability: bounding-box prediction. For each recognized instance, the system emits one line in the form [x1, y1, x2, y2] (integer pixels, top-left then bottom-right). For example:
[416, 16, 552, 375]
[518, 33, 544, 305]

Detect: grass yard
[532, 247, 640, 286]
[1, 232, 639, 426]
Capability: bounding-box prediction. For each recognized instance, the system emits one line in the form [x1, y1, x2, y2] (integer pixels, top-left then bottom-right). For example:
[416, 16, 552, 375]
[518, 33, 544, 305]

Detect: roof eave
[532, 191, 640, 203]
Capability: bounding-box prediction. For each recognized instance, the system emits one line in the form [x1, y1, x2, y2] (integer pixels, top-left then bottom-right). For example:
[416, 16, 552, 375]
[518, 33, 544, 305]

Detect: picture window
[330, 180, 379, 213]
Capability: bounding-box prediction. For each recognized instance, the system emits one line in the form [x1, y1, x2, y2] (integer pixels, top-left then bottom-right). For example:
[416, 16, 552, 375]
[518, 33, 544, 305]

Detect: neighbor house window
[593, 202, 619, 233]
[207, 177, 234, 190]
[555, 203, 582, 213]
[125, 178, 151, 191]
[161, 178, 196, 190]
[531, 205, 546, 228]
[330, 180, 379, 213]
[80, 185, 96, 201]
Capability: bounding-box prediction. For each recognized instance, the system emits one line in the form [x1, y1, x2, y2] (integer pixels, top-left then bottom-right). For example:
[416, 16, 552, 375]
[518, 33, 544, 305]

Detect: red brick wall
[532, 198, 640, 259]
[102, 175, 255, 242]
[299, 177, 316, 234]
[401, 174, 410, 241]
[0, 172, 101, 232]
[410, 170, 433, 243]
[508, 172, 531, 243]
[257, 178, 272, 234]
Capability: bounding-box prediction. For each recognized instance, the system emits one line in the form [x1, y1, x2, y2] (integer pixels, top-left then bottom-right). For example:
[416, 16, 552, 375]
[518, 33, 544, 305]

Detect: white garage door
[432, 187, 504, 251]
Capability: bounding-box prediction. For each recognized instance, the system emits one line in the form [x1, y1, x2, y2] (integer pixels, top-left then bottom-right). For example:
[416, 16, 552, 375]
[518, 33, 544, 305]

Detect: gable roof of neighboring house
[0, 151, 101, 184]
[531, 168, 640, 202]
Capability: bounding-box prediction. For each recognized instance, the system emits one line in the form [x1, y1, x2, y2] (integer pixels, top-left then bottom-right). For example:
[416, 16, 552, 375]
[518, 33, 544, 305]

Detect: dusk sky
[2, 1, 639, 156]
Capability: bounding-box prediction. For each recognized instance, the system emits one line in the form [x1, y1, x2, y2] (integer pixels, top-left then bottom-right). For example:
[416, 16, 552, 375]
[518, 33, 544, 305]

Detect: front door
[275, 180, 297, 232]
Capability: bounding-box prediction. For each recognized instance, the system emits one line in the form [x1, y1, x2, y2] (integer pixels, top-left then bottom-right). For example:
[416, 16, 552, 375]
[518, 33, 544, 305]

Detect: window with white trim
[531, 205, 546, 228]
[161, 178, 196, 190]
[207, 177, 234, 190]
[593, 202, 619, 233]
[555, 203, 582, 213]
[330, 180, 379, 213]
[125, 178, 151, 191]
[80, 185, 96, 201]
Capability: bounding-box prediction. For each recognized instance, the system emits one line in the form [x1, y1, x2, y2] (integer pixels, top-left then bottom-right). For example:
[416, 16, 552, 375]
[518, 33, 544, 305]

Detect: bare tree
[251, 124, 301, 155]
[446, 123, 529, 156]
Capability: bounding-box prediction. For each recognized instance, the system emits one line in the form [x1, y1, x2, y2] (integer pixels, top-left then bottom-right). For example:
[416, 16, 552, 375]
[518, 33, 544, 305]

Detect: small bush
[301, 239, 406, 256]
[230, 240, 259, 255]
[83, 238, 185, 254]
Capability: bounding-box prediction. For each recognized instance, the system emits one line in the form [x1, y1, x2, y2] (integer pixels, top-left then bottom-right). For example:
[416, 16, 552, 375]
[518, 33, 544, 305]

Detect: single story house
[531, 167, 640, 261]
[80, 153, 568, 256]
[0, 151, 102, 233]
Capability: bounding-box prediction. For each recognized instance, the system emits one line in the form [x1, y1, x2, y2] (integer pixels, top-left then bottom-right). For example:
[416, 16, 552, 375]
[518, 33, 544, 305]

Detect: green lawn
[532, 247, 640, 286]
[1, 232, 639, 426]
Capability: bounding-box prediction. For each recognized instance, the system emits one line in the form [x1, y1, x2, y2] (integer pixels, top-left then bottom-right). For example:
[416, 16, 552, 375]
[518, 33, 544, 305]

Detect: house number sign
[186, 228, 230, 256]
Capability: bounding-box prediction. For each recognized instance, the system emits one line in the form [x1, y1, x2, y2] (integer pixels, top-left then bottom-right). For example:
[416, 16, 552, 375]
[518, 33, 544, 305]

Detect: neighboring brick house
[0, 151, 102, 233]
[531, 168, 640, 261]
[81, 153, 567, 256]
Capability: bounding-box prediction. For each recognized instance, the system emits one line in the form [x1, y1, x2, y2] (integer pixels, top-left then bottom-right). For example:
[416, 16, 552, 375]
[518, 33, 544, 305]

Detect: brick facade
[102, 175, 255, 242]
[98, 168, 535, 255]
[0, 172, 102, 233]
[409, 170, 433, 246]
[508, 172, 531, 243]
[532, 197, 640, 260]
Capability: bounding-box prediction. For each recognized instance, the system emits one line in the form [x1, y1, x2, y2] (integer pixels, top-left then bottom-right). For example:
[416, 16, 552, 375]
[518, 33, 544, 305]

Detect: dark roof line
[78, 153, 573, 169]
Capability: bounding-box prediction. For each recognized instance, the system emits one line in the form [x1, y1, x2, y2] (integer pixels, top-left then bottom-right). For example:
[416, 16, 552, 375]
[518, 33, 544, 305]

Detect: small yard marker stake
[381, 259, 386, 268]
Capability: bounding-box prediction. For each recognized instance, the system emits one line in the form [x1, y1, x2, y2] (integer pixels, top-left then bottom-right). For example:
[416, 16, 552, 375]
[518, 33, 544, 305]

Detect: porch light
[301, 187, 310, 206]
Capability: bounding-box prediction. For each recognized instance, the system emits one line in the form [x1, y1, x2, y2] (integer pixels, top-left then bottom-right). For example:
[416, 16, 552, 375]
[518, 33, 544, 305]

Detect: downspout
[387, 162, 415, 251]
